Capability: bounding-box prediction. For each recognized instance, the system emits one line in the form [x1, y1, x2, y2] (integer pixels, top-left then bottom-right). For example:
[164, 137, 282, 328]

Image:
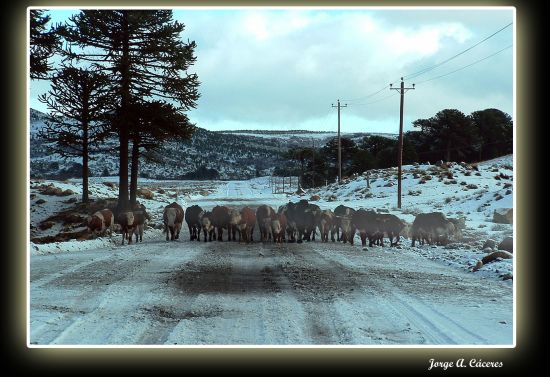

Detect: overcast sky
[29, 7, 514, 134]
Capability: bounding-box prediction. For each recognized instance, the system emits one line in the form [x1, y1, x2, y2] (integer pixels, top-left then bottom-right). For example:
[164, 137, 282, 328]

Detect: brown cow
[163, 202, 184, 241]
[340, 217, 356, 245]
[284, 200, 315, 243]
[307, 203, 322, 241]
[185, 205, 204, 241]
[318, 209, 335, 243]
[228, 208, 242, 242]
[211, 205, 231, 241]
[334, 205, 356, 244]
[87, 209, 114, 237]
[278, 204, 295, 242]
[351, 209, 379, 247]
[378, 213, 406, 246]
[238, 206, 256, 243]
[132, 202, 149, 243]
[411, 212, 455, 246]
[117, 210, 135, 245]
[200, 211, 215, 242]
[256, 205, 276, 242]
[271, 212, 287, 243]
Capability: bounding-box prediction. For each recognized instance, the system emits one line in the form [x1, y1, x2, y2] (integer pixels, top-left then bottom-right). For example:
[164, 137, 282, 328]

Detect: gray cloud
[30, 8, 514, 133]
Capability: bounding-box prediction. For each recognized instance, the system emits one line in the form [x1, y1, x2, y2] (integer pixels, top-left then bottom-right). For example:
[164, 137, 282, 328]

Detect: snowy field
[29, 155, 514, 345]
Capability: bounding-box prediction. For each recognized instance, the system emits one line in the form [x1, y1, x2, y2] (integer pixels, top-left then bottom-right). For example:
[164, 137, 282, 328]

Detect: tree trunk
[445, 139, 451, 162]
[117, 11, 130, 213]
[82, 121, 89, 203]
[300, 159, 304, 189]
[130, 136, 139, 206]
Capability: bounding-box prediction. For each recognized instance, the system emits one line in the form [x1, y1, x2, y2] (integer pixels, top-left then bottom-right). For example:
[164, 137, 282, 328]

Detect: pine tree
[470, 108, 513, 161]
[30, 10, 61, 80]
[61, 10, 200, 211]
[38, 66, 113, 202]
[413, 109, 478, 162]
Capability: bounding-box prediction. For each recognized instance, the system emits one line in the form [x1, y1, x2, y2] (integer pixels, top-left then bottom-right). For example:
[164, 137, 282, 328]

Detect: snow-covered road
[30, 236, 513, 345]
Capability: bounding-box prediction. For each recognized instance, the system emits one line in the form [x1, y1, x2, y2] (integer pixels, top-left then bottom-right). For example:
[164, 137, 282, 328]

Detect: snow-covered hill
[30, 109, 286, 180]
[29, 109, 390, 180]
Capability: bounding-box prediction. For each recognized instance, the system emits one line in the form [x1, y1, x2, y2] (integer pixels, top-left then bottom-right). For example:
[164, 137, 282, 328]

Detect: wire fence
[270, 176, 300, 194]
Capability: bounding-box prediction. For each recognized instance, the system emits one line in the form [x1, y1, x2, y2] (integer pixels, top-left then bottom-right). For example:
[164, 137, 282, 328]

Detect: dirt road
[30, 236, 513, 345]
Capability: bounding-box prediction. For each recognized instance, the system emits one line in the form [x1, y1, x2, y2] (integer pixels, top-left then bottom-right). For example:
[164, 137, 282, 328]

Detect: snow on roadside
[30, 236, 116, 255]
[400, 244, 513, 282]
[30, 228, 166, 256]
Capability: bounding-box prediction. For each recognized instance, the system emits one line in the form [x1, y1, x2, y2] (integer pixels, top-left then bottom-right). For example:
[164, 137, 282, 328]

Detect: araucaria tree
[413, 109, 478, 162]
[30, 10, 60, 80]
[38, 66, 113, 202]
[61, 10, 200, 211]
[470, 108, 513, 160]
[283, 148, 313, 189]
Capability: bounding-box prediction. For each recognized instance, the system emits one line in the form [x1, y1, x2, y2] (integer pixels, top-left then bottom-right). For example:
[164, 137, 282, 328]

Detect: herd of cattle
[87, 199, 463, 248]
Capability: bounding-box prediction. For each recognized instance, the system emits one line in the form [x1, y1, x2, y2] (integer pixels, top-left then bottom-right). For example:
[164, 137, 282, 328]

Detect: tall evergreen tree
[413, 109, 478, 162]
[470, 108, 513, 160]
[30, 9, 61, 80]
[405, 130, 434, 162]
[61, 10, 200, 211]
[359, 135, 395, 157]
[350, 149, 375, 174]
[283, 147, 313, 189]
[38, 66, 113, 202]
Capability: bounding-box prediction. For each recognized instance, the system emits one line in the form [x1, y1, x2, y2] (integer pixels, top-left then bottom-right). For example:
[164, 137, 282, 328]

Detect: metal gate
[270, 176, 300, 194]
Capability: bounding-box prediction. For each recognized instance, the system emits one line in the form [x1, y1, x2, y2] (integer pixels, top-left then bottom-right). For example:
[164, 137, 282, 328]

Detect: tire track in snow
[32, 241, 202, 344]
[311, 244, 502, 344]
[276, 245, 360, 344]
[31, 250, 115, 288]
[31, 247, 146, 344]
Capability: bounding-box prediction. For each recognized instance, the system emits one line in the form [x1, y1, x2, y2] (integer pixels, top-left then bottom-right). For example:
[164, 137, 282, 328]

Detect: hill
[29, 109, 390, 180]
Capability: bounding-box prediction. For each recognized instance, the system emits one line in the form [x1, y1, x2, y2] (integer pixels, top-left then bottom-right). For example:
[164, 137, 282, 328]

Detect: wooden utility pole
[311, 139, 315, 188]
[332, 99, 347, 183]
[390, 78, 415, 209]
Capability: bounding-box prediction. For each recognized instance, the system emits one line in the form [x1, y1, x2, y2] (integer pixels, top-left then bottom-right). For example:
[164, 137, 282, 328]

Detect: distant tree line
[181, 165, 220, 180]
[220, 130, 334, 135]
[278, 108, 512, 188]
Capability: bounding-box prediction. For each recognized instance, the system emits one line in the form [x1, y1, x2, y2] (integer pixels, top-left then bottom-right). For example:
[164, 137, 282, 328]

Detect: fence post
[366, 171, 370, 188]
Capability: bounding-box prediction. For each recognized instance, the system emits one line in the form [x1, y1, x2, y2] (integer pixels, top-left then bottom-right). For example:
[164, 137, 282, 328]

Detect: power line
[340, 22, 511, 105]
[403, 22, 512, 81]
[415, 44, 512, 86]
[342, 85, 390, 102]
[351, 92, 398, 106]
[346, 44, 511, 106]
